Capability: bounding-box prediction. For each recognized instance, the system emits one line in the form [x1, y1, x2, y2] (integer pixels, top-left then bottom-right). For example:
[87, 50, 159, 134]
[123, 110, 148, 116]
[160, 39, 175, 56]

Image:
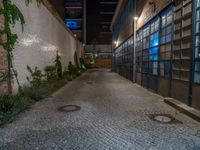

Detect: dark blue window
[194, 0, 200, 83]
[65, 20, 80, 29]
[150, 32, 159, 47]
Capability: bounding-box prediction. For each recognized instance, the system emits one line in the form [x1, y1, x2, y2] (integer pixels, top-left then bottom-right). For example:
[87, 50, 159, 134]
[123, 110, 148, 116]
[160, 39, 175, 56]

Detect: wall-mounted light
[134, 17, 139, 21]
[114, 41, 117, 45]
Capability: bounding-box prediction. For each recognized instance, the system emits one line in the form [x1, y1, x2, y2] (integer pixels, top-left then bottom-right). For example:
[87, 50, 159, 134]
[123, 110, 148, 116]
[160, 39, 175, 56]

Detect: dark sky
[49, 0, 118, 45]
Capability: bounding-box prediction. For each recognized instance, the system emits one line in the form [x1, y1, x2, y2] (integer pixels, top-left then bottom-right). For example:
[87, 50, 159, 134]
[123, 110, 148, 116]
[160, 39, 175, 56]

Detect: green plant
[0, 96, 14, 113]
[55, 50, 62, 78]
[79, 58, 86, 71]
[44, 65, 57, 82]
[22, 86, 49, 101]
[68, 61, 80, 77]
[0, 95, 28, 112]
[0, 95, 33, 125]
[26, 65, 43, 87]
[0, 0, 43, 94]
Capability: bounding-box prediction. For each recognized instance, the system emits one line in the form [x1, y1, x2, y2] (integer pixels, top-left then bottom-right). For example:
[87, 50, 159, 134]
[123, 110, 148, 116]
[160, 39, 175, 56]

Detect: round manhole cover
[150, 114, 182, 124]
[58, 105, 81, 113]
[154, 115, 172, 123]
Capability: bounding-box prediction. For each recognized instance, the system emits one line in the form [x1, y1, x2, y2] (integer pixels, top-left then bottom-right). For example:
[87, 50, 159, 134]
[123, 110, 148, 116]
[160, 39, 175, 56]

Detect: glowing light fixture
[134, 17, 139, 21]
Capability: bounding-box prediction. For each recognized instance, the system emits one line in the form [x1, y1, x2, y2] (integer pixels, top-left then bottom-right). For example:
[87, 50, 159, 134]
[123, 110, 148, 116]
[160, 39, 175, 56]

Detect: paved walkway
[0, 69, 200, 150]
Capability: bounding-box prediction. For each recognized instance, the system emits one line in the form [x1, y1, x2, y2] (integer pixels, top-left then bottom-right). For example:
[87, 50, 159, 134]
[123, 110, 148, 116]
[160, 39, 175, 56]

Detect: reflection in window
[160, 61, 170, 77]
[197, 0, 200, 8]
[160, 7, 173, 77]
[150, 32, 159, 47]
[194, 62, 200, 83]
[194, 2, 200, 83]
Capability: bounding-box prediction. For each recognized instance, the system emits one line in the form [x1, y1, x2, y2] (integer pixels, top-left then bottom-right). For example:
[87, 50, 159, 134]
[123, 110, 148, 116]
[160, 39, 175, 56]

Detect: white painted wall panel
[11, 0, 78, 92]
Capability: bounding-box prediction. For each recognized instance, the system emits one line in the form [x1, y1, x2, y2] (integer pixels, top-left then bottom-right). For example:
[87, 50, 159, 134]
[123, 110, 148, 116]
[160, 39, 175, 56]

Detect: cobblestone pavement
[0, 69, 200, 150]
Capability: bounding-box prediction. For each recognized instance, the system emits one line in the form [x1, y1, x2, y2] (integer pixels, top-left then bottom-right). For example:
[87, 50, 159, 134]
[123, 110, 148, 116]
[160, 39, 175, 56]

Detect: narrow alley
[0, 69, 199, 150]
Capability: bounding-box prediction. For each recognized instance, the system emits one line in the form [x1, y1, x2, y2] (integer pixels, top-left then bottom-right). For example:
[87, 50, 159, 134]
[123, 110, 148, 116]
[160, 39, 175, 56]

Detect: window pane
[166, 25, 172, 34]
[149, 47, 159, 54]
[196, 36, 200, 47]
[196, 10, 200, 21]
[195, 47, 200, 59]
[196, 22, 200, 34]
[162, 16, 166, 27]
[194, 72, 200, 83]
[167, 13, 172, 24]
[164, 61, 170, 76]
[150, 32, 159, 47]
[166, 34, 172, 43]
[195, 62, 200, 72]
[197, 0, 200, 8]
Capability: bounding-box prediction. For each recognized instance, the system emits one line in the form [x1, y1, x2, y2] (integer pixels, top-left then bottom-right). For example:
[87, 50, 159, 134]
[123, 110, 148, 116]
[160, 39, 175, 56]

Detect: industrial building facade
[111, 0, 200, 110]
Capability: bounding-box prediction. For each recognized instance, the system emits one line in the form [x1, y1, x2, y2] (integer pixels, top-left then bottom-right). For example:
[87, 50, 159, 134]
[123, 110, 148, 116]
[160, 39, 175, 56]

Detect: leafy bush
[63, 70, 73, 81]
[0, 96, 15, 113]
[55, 51, 62, 78]
[0, 95, 32, 125]
[22, 86, 49, 101]
[79, 58, 87, 71]
[27, 66, 44, 87]
[68, 61, 80, 77]
[44, 65, 57, 82]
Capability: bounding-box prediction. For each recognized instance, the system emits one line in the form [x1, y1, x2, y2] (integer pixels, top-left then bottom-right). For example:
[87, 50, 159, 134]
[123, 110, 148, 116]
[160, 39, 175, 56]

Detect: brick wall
[85, 58, 112, 69]
[113, 0, 172, 48]
[136, 0, 171, 30]
[0, 1, 8, 94]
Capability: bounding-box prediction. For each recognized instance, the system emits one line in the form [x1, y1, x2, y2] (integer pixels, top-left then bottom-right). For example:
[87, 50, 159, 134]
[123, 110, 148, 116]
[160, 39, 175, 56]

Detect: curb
[164, 97, 200, 122]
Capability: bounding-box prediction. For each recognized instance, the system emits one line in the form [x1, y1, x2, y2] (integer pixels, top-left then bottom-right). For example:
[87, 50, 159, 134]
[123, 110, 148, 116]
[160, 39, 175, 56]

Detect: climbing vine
[0, 0, 43, 94]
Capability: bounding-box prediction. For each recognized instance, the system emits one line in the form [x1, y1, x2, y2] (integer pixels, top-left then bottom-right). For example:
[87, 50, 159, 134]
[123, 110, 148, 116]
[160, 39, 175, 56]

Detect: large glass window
[136, 30, 143, 73]
[194, 62, 200, 83]
[148, 18, 159, 75]
[150, 32, 159, 47]
[160, 7, 173, 77]
[194, 0, 200, 83]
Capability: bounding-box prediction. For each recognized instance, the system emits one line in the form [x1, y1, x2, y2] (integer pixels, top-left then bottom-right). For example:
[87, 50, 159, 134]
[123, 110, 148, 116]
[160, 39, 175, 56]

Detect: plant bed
[0, 96, 34, 126]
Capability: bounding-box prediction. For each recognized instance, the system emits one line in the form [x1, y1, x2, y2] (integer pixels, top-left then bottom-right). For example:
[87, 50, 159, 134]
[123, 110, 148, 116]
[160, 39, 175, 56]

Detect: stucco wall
[11, 0, 80, 92]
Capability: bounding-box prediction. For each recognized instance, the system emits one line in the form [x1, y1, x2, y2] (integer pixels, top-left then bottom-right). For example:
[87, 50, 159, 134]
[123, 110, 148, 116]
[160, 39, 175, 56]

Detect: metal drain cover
[154, 115, 172, 123]
[58, 105, 81, 113]
[150, 114, 182, 124]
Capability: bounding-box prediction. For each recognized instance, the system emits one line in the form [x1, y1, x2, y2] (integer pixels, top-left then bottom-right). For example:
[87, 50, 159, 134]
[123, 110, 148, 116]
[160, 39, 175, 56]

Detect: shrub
[55, 50, 62, 78]
[80, 58, 87, 71]
[68, 61, 80, 77]
[27, 66, 44, 87]
[0, 96, 15, 113]
[0, 96, 32, 125]
[63, 70, 73, 81]
[0, 95, 28, 113]
[44, 65, 57, 82]
[22, 86, 49, 101]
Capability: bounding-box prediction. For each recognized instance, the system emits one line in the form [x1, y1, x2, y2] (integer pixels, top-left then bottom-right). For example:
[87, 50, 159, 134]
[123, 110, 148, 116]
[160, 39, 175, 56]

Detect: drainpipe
[133, 0, 137, 83]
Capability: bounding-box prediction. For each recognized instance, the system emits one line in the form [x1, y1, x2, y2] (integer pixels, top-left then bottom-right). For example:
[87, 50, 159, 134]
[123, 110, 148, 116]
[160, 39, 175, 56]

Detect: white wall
[11, 0, 78, 92]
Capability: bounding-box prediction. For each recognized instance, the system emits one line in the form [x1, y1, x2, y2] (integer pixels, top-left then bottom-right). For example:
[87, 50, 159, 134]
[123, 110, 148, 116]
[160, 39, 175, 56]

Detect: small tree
[54, 50, 62, 78]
